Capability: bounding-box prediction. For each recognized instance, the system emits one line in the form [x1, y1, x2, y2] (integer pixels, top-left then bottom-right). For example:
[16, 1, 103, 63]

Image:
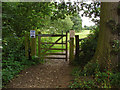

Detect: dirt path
[7, 59, 74, 88]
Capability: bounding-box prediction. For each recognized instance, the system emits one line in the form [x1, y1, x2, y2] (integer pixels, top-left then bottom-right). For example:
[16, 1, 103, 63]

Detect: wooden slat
[45, 36, 63, 48]
[44, 57, 66, 59]
[75, 35, 79, 58]
[41, 42, 66, 44]
[66, 32, 68, 61]
[62, 31, 63, 52]
[38, 34, 66, 37]
[42, 36, 64, 53]
[46, 53, 66, 55]
[41, 48, 66, 50]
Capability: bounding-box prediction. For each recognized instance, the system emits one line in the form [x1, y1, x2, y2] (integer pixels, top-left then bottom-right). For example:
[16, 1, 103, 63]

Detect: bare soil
[7, 59, 74, 88]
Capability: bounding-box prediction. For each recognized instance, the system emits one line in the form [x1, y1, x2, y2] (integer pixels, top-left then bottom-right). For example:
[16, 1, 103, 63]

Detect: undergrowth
[73, 27, 99, 67]
[2, 36, 44, 87]
[70, 26, 120, 88]
[69, 61, 120, 88]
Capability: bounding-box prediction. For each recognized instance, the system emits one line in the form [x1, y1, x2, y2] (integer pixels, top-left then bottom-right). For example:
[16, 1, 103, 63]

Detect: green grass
[36, 30, 91, 54]
[76, 30, 90, 38]
[51, 30, 90, 51]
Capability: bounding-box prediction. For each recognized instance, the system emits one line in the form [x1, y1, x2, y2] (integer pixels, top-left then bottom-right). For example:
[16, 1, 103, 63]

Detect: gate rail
[37, 32, 68, 61]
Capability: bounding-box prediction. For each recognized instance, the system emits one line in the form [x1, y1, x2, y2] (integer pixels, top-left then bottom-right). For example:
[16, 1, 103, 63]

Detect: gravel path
[7, 59, 74, 88]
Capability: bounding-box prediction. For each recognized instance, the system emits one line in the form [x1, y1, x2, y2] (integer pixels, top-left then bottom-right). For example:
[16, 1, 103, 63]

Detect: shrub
[69, 79, 97, 88]
[70, 62, 120, 88]
[74, 26, 99, 66]
[2, 34, 50, 86]
[2, 36, 35, 86]
[110, 72, 120, 88]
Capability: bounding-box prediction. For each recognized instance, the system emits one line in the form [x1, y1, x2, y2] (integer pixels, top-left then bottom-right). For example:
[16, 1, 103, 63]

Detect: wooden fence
[37, 32, 68, 61]
[75, 35, 87, 58]
[25, 31, 68, 61]
[25, 31, 87, 63]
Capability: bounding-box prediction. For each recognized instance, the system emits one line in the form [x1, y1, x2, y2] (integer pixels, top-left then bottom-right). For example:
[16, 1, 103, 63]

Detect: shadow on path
[7, 59, 74, 88]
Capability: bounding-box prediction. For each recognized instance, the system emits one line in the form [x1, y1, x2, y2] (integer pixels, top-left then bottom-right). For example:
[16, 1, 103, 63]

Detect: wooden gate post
[69, 30, 75, 64]
[30, 31, 36, 57]
[75, 35, 79, 59]
[25, 32, 29, 59]
[66, 32, 68, 61]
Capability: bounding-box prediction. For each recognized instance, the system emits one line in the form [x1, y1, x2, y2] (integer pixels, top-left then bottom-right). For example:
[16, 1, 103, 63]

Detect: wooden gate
[37, 32, 68, 61]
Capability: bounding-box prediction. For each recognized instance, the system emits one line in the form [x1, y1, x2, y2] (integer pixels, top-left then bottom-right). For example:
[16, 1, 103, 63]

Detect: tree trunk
[92, 2, 119, 70]
[118, 1, 120, 71]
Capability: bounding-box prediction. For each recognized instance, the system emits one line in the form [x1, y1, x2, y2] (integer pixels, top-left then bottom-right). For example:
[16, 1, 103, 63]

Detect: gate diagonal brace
[42, 36, 64, 54]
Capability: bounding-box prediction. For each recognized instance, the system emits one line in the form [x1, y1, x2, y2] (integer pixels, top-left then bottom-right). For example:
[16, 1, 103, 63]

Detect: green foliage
[70, 13, 82, 32]
[74, 26, 99, 66]
[2, 60, 24, 84]
[31, 56, 45, 64]
[2, 36, 42, 86]
[2, 2, 55, 37]
[69, 64, 98, 88]
[80, 2, 100, 23]
[71, 55, 120, 88]
[69, 79, 97, 88]
[2, 37, 23, 85]
[94, 70, 120, 88]
[83, 62, 99, 76]
[51, 2, 80, 20]
[82, 25, 97, 30]
[50, 15, 74, 33]
[2, 36, 25, 62]
[2, 2, 80, 36]
[110, 72, 120, 87]
[70, 62, 120, 88]
[71, 67, 82, 77]
[2, 1, 82, 87]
